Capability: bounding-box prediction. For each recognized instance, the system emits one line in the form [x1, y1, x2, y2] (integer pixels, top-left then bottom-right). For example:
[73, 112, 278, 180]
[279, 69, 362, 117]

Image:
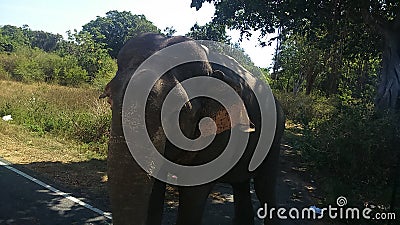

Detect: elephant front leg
[176, 183, 214, 225]
[146, 180, 166, 225]
[254, 143, 280, 225]
[108, 141, 156, 225]
[232, 181, 254, 225]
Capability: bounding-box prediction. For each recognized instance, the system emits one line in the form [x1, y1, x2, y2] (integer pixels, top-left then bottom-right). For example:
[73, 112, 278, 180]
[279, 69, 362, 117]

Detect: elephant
[100, 33, 285, 225]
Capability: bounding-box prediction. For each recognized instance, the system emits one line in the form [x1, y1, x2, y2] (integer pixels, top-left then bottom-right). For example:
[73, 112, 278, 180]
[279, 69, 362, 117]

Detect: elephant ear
[211, 70, 225, 80]
[211, 70, 243, 95]
[210, 70, 255, 133]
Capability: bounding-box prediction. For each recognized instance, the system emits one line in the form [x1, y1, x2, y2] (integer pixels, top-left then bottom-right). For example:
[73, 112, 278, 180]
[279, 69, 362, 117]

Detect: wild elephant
[100, 33, 285, 225]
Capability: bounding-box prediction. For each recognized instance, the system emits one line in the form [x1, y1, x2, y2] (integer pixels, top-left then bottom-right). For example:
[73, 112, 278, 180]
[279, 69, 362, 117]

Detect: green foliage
[305, 102, 398, 209]
[0, 47, 88, 86]
[271, 32, 381, 100]
[82, 10, 160, 58]
[275, 92, 336, 129]
[273, 34, 325, 94]
[193, 0, 400, 109]
[0, 25, 29, 52]
[0, 33, 14, 52]
[339, 54, 381, 100]
[57, 30, 117, 84]
[71, 112, 111, 144]
[163, 26, 177, 37]
[23, 27, 63, 52]
[279, 90, 399, 221]
[191, 0, 394, 49]
[0, 26, 117, 87]
[0, 25, 63, 52]
[187, 22, 231, 43]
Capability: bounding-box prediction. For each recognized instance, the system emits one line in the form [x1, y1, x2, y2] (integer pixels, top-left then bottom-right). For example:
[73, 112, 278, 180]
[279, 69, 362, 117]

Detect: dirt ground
[7, 141, 332, 225]
[160, 143, 328, 225]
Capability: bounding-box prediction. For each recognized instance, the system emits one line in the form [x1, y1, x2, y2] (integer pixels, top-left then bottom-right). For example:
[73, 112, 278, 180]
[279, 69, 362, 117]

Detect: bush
[13, 57, 44, 82]
[56, 56, 88, 86]
[305, 103, 397, 202]
[0, 48, 90, 86]
[275, 91, 336, 129]
[71, 112, 111, 144]
[91, 56, 117, 90]
[277, 90, 398, 224]
[0, 65, 10, 80]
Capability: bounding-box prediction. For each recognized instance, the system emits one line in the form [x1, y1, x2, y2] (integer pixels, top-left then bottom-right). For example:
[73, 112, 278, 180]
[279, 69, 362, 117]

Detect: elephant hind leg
[176, 183, 214, 225]
[254, 145, 280, 225]
[232, 181, 254, 225]
[146, 180, 166, 225]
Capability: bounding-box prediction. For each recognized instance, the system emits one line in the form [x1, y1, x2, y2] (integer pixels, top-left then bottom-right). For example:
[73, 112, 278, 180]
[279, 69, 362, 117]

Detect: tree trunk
[375, 29, 400, 111]
[305, 66, 317, 95]
[292, 71, 304, 94]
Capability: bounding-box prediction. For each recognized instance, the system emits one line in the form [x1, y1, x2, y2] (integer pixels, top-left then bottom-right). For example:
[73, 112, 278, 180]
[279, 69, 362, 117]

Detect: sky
[0, 0, 276, 68]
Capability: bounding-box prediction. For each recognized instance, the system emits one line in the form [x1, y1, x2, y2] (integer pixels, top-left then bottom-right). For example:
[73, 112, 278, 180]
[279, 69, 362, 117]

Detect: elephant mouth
[239, 121, 256, 133]
[99, 81, 113, 109]
[201, 103, 256, 137]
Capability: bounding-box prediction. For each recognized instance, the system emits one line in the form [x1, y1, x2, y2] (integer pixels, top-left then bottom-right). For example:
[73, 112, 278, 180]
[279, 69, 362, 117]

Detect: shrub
[13, 57, 44, 82]
[56, 56, 88, 86]
[91, 56, 117, 90]
[0, 48, 90, 86]
[71, 112, 111, 144]
[275, 91, 336, 129]
[308, 104, 396, 191]
[277, 90, 398, 224]
[0, 65, 10, 80]
[286, 100, 399, 220]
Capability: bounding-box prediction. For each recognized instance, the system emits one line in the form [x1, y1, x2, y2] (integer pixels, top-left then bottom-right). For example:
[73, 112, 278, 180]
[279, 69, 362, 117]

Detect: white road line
[0, 159, 112, 220]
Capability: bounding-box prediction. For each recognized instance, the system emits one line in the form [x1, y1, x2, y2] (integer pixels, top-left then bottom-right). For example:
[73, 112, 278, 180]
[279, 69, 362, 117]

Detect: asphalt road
[0, 144, 317, 225]
[0, 158, 111, 225]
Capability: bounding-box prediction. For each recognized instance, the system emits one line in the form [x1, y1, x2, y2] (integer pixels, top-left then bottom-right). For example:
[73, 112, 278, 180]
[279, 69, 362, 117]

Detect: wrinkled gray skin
[101, 33, 285, 225]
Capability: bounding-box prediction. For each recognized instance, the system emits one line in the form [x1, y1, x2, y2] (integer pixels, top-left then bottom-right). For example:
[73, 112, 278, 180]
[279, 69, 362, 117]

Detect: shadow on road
[0, 158, 111, 225]
[1, 143, 328, 225]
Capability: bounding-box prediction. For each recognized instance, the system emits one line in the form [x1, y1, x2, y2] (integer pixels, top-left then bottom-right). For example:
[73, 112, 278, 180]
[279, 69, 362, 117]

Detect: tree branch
[361, 6, 386, 33]
[392, 8, 400, 30]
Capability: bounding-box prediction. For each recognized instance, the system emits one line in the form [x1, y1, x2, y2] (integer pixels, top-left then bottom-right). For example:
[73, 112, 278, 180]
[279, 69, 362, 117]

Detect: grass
[0, 79, 111, 154]
[0, 79, 111, 197]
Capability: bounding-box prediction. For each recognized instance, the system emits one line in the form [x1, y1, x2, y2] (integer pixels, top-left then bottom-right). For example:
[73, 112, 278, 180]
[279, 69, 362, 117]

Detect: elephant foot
[176, 184, 214, 225]
[232, 181, 255, 225]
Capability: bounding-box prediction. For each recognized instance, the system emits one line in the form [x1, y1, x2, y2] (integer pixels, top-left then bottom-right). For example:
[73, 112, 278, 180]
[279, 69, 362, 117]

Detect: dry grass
[0, 80, 110, 199]
[0, 122, 90, 163]
[0, 80, 109, 113]
[0, 121, 108, 197]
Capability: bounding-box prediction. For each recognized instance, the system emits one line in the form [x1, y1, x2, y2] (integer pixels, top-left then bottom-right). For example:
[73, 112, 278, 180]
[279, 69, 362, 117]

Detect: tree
[276, 33, 325, 95]
[23, 28, 63, 52]
[0, 25, 29, 51]
[163, 26, 177, 37]
[186, 22, 231, 43]
[82, 10, 160, 58]
[0, 25, 63, 52]
[57, 30, 116, 83]
[191, 0, 400, 110]
[186, 22, 262, 78]
[0, 32, 13, 52]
